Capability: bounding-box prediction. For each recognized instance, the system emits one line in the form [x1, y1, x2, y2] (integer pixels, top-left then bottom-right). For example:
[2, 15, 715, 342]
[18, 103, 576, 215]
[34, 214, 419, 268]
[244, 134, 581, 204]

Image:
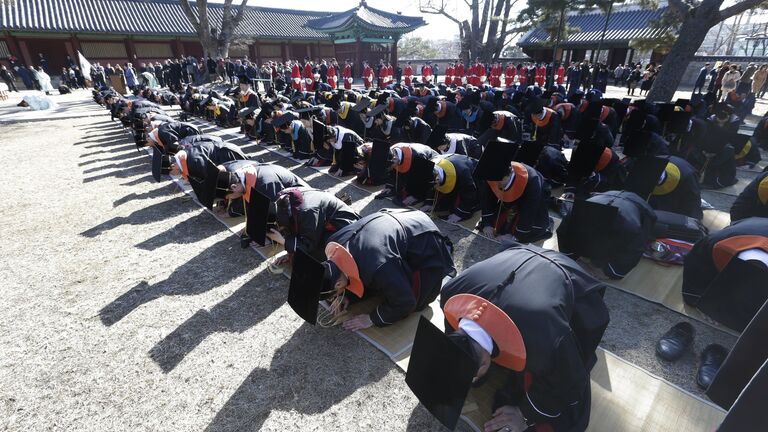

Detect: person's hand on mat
[272, 253, 292, 266]
[266, 229, 285, 245]
[331, 297, 350, 316]
[484, 405, 526, 432]
[482, 226, 496, 238]
[446, 214, 462, 224]
[333, 168, 344, 177]
[402, 195, 418, 206]
[497, 234, 517, 244]
[420, 204, 433, 213]
[307, 157, 319, 166]
[342, 314, 373, 331]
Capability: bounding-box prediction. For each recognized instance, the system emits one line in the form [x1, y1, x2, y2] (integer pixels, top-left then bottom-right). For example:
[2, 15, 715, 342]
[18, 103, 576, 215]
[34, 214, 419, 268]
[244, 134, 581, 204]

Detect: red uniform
[363, 65, 374, 89]
[504, 65, 516, 87]
[455, 63, 465, 85]
[384, 65, 393, 86]
[291, 64, 302, 90]
[490, 65, 502, 87]
[556, 65, 565, 85]
[536, 65, 546, 87]
[342, 64, 353, 90]
[475, 63, 486, 86]
[303, 63, 315, 91]
[518, 66, 528, 86]
[445, 65, 454, 86]
[327, 65, 337, 89]
[422, 65, 433, 84]
[404, 65, 413, 87]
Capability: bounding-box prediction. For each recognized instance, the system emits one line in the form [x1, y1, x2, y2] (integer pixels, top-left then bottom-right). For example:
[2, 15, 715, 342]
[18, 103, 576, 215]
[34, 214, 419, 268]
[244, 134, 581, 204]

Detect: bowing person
[268, 187, 360, 262]
[475, 139, 553, 243]
[406, 244, 609, 432]
[730, 170, 768, 221]
[423, 154, 481, 223]
[147, 121, 201, 152]
[322, 209, 456, 330]
[647, 155, 703, 220]
[377, 142, 440, 205]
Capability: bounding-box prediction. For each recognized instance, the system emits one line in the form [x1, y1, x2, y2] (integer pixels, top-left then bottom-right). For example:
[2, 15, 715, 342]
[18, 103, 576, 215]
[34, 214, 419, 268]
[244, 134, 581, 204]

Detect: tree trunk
[646, 17, 711, 102]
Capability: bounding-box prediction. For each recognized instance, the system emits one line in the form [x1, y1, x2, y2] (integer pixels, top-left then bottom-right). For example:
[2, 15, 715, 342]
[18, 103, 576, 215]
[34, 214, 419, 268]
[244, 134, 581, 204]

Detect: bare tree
[179, 0, 249, 59]
[419, 0, 523, 63]
[646, 0, 768, 102]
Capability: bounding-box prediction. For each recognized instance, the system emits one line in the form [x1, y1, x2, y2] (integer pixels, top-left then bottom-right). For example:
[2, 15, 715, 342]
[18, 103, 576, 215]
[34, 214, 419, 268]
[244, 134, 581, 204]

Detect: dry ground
[0, 88, 753, 431]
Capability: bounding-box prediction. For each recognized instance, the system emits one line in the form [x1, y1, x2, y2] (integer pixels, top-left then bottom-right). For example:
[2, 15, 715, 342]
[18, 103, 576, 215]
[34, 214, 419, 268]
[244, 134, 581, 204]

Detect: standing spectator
[627, 64, 642, 96]
[639, 64, 656, 96]
[17, 65, 35, 89]
[613, 64, 624, 86]
[693, 63, 710, 94]
[707, 66, 718, 93]
[319, 59, 328, 83]
[1, 65, 19, 92]
[32, 66, 53, 94]
[566, 62, 580, 95]
[580, 61, 591, 90]
[38, 53, 48, 72]
[206, 56, 217, 77]
[111, 64, 127, 95]
[738, 62, 756, 94]
[596, 64, 609, 92]
[395, 62, 403, 84]
[105, 63, 115, 79]
[124, 63, 137, 90]
[67, 67, 78, 88]
[153, 62, 164, 87]
[720, 64, 741, 101]
[752, 64, 768, 98]
[65, 55, 76, 68]
[216, 58, 226, 82]
[433, 63, 440, 83]
[714, 61, 730, 99]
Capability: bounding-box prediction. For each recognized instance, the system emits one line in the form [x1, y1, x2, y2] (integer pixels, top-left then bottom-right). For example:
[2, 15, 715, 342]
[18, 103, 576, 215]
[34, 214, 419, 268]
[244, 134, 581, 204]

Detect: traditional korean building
[517, 3, 669, 67]
[0, 0, 424, 71]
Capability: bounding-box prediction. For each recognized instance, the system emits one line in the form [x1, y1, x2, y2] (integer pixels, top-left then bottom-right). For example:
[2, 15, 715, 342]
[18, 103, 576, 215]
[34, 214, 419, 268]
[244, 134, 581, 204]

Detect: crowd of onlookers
[692, 61, 768, 101]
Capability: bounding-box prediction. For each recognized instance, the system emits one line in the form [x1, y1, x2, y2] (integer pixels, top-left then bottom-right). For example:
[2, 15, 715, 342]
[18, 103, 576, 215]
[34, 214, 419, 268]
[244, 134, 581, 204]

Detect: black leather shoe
[656, 322, 695, 361]
[239, 234, 252, 249]
[697, 344, 728, 390]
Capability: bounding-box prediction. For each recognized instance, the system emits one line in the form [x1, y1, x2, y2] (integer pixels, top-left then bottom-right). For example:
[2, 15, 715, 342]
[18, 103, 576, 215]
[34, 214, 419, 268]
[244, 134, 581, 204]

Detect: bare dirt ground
[0, 88, 754, 431]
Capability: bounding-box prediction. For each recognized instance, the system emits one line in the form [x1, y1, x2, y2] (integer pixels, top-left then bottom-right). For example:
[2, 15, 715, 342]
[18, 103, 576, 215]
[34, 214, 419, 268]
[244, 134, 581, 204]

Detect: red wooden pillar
[172, 38, 183, 58]
[251, 40, 260, 65]
[69, 34, 81, 56]
[5, 34, 24, 63]
[18, 39, 32, 67]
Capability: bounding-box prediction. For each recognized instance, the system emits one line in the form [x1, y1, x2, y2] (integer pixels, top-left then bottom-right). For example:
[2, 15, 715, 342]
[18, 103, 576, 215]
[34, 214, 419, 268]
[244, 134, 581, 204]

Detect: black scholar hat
[623, 156, 670, 200]
[697, 257, 768, 332]
[287, 248, 328, 325]
[405, 316, 477, 431]
[474, 138, 519, 181]
[272, 112, 297, 128]
[568, 139, 606, 182]
[351, 98, 371, 113]
[152, 147, 171, 182]
[622, 129, 652, 158]
[244, 187, 272, 246]
[365, 103, 387, 119]
[312, 119, 330, 147]
[425, 124, 447, 150]
[556, 199, 619, 261]
[198, 161, 225, 209]
[406, 156, 436, 199]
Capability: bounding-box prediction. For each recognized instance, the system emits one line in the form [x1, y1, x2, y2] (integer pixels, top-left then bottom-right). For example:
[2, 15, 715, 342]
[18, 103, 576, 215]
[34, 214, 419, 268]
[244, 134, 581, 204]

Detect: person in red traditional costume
[474, 59, 486, 87]
[556, 62, 566, 86]
[291, 60, 302, 91]
[342, 60, 353, 90]
[445, 63, 454, 87]
[518, 63, 528, 86]
[504, 62, 516, 87]
[303, 58, 314, 92]
[404, 62, 414, 87]
[490, 62, 502, 87]
[455, 61, 465, 86]
[384, 62, 394, 87]
[327, 59, 338, 90]
[362, 61, 374, 90]
[422, 62, 433, 85]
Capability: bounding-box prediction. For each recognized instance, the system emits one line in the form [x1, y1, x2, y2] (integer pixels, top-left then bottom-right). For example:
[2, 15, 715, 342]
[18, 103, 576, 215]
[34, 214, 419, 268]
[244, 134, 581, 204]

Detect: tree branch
[179, 0, 201, 28]
[232, 0, 249, 27]
[666, 0, 692, 16]
[718, 0, 765, 21]
[419, 0, 462, 24]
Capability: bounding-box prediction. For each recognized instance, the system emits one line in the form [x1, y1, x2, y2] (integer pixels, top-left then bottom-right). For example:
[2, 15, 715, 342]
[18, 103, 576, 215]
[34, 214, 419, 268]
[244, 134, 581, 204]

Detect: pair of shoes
[655, 322, 728, 390]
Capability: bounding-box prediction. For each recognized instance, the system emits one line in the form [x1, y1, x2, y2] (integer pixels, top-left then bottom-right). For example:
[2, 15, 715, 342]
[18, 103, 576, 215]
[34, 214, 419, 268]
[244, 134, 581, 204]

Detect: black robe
[479, 163, 553, 243]
[278, 187, 360, 261]
[427, 154, 480, 220]
[222, 160, 309, 201]
[730, 171, 768, 222]
[440, 245, 610, 432]
[682, 217, 768, 306]
[157, 121, 201, 152]
[648, 156, 703, 220]
[558, 191, 657, 279]
[327, 209, 456, 327]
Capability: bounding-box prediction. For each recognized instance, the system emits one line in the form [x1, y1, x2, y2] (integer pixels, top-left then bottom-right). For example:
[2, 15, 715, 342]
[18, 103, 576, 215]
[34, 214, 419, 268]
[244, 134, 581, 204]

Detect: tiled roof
[0, 0, 332, 39]
[518, 6, 669, 48]
[305, 1, 425, 33]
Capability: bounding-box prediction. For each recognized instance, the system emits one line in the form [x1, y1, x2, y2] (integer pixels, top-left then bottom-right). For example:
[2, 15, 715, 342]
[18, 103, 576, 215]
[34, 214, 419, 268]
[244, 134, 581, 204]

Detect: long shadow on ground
[204, 323, 392, 432]
[149, 266, 282, 372]
[99, 235, 252, 326]
[80, 197, 195, 238]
